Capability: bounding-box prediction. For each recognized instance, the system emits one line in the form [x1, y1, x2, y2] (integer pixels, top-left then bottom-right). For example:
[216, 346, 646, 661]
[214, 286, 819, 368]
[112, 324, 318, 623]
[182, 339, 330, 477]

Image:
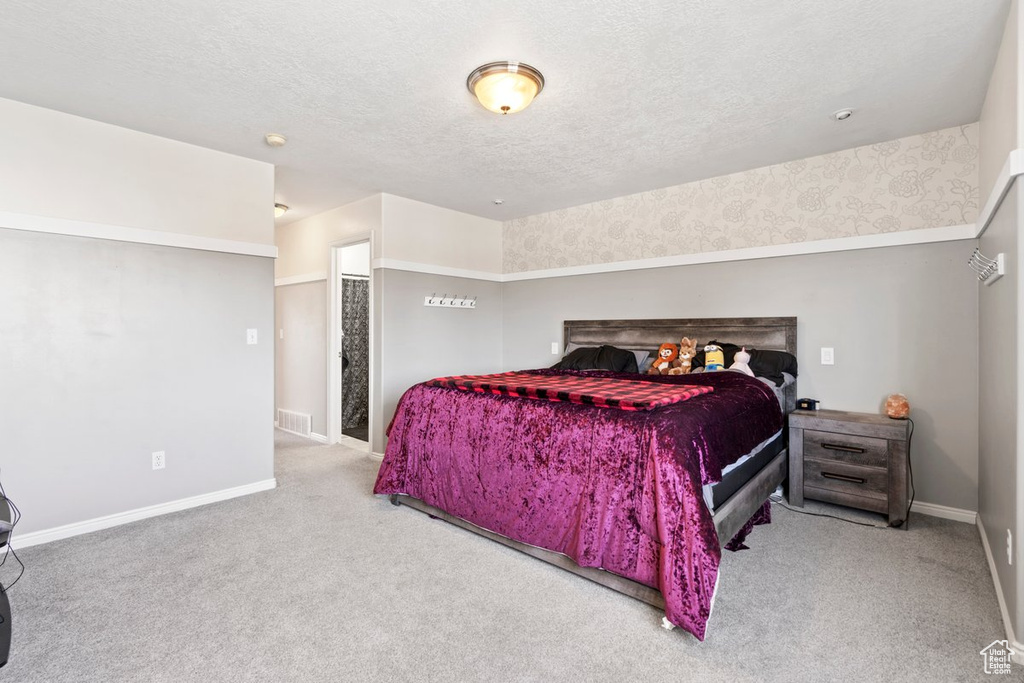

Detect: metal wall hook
[968, 248, 1005, 286]
[424, 293, 478, 309]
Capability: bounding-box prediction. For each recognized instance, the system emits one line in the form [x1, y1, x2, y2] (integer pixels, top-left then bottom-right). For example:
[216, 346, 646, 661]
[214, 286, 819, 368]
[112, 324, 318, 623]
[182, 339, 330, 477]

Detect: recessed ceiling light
[274, 203, 289, 218]
[832, 109, 854, 122]
[265, 133, 288, 147]
[493, 199, 504, 205]
[467, 62, 545, 115]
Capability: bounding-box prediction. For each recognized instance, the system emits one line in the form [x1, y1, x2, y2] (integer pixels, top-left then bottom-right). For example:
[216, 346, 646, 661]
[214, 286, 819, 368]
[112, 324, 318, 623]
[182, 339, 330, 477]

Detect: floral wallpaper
[503, 123, 979, 273]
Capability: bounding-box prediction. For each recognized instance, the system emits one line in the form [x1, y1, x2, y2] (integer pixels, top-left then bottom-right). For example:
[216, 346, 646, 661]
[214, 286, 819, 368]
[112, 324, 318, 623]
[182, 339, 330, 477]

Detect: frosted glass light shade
[274, 203, 289, 218]
[467, 62, 545, 115]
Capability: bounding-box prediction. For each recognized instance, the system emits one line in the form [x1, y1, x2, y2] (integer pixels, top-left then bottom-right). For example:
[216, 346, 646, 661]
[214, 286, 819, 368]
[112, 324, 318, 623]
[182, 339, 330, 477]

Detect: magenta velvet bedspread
[373, 369, 783, 640]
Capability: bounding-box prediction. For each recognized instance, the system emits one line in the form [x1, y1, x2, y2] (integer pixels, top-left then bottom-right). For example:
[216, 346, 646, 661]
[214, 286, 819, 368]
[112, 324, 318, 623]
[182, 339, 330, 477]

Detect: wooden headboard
[563, 317, 798, 413]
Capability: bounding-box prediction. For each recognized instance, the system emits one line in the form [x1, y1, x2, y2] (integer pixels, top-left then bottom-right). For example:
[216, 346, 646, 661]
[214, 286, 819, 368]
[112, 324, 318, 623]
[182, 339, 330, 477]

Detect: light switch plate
[820, 347, 834, 365]
[551, 342, 560, 355]
[247, 329, 258, 345]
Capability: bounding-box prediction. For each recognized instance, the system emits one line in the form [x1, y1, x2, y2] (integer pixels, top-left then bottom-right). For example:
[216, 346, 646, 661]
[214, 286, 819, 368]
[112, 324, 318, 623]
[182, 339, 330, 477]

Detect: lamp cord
[769, 494, 888, 529]
[0, 472, 25, 591]
[904, 417, 915, 530]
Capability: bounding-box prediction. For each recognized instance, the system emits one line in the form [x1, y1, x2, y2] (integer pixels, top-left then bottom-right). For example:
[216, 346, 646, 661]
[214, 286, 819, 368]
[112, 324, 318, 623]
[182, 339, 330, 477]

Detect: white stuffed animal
[729, 347, 755, 377]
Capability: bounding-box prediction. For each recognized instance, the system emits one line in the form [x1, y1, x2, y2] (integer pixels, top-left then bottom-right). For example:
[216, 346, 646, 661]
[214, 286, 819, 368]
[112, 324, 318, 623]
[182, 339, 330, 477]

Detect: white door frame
[328, 233, 375, 447]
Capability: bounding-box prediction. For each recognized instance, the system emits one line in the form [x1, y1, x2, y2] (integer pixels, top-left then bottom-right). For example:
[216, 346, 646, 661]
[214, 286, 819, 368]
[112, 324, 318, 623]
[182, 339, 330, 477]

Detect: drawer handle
[821, 442, 865, 454]
[822, 472, 866, 484]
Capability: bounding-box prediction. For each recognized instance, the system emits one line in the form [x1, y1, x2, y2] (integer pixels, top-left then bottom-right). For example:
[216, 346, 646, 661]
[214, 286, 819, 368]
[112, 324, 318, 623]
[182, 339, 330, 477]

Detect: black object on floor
[0, 492, 13, 668]
[343, 424, 369, 442]
[0, 586, 9, 667]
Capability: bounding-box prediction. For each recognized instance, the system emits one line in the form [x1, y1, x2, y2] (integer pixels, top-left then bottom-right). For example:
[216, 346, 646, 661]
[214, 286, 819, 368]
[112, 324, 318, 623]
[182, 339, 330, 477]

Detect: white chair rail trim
[344, 224, 977, 284]
[0, 210, 278, 258]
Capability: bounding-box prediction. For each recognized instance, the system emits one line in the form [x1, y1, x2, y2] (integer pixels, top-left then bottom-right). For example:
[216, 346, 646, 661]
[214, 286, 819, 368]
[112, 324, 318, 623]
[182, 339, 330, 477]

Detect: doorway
[328, 236, 373, 449]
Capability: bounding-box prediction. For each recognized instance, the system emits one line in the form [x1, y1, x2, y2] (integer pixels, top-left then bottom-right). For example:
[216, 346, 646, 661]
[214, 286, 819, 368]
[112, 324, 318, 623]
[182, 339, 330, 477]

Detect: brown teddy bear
[648, 343, 681, 375]
[669, 337, 698, 375]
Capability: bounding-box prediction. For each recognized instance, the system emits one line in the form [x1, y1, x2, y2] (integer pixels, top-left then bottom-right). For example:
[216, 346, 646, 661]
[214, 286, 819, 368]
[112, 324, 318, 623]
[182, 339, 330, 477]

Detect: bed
[374, 317, 797, 640]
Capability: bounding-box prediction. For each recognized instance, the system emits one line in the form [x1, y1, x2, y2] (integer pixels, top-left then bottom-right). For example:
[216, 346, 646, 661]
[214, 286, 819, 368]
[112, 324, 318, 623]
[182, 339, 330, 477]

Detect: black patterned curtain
[341, 278, 369, 429]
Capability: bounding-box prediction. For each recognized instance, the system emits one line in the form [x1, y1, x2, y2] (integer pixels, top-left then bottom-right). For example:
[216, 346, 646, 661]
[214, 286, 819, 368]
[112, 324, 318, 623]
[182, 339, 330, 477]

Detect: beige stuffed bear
[668, 337, 698, 375]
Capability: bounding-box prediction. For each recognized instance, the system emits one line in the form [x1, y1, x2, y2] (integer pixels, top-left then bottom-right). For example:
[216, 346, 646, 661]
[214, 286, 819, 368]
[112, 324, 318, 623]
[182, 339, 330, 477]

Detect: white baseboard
[911, 500, 977, 524]
[310, 432, 327, 444]
[977, 515, 1024, 664]
[10, 478, 277, 550]
[370, 451, 385, 461]
[275, 425, 315, 440]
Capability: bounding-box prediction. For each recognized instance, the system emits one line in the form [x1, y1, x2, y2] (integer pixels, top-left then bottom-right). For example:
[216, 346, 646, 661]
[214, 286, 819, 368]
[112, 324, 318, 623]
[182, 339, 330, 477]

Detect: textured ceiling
[0, 0, 1010, 225]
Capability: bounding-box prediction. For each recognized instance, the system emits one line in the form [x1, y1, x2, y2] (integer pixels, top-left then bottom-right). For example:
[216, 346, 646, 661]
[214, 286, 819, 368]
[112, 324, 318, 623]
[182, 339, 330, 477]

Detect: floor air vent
[276, 409, 312, 438]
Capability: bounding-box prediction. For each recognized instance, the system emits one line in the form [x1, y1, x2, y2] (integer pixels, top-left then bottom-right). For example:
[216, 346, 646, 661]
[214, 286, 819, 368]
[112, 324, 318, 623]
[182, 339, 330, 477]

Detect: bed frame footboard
[712, 450, 787, 543]
[389, 492, 666, 609]
[387, 450, 787, 613]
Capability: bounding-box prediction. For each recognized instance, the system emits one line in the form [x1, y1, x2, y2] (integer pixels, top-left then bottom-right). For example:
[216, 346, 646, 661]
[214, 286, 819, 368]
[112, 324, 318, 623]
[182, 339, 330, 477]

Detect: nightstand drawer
[804, 429, 888, 468]
[803, 486, 889, 515]
[804, 459, 887, 499]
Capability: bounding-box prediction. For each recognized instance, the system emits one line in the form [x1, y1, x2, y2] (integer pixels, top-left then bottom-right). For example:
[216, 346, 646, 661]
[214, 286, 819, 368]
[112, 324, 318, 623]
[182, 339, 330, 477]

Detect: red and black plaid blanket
[425, 371, 713, 411]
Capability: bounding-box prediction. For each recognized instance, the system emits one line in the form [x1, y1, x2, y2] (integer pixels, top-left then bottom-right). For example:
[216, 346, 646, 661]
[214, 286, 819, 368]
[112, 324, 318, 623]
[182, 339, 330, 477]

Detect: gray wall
[978, 183, 1019, 633]
[0, 228, 275, 535]
[378, 269, 503, 450]
[274, 281, 328, 436]
[503, 240, 980, 512]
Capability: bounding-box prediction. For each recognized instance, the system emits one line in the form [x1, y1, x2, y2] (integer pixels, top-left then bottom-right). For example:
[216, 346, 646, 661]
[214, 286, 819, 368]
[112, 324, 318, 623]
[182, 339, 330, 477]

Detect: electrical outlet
[1008, 529, 1013, 566]
[551, 342, 560, 355]
[246, 329, 258, 345]
[820, 347, 835, 365]
[152, 451, 166, 470]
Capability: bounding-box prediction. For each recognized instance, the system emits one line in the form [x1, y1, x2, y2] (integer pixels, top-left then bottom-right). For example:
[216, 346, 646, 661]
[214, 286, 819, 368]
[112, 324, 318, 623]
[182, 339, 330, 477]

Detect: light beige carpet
[2, 431, 1011, 682]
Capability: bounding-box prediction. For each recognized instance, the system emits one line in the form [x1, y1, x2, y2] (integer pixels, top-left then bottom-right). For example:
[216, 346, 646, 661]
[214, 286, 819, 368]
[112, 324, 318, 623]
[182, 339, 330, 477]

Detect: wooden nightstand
[788, 409, 912, 527]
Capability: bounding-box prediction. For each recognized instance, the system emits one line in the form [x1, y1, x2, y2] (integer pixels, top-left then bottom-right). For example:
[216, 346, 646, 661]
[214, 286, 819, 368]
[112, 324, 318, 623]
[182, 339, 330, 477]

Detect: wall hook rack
[968, 248, 1005, 286]
[424, 293, 477, 309]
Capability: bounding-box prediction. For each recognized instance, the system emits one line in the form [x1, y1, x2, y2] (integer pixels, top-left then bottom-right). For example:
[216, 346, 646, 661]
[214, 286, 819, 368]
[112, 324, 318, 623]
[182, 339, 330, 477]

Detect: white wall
[978, 0, 1024, 645]
[381, 193, 502, 273]
[274, 196, 383, 449]
[275, 193, 504, 452]
[0, 229, 275, 536]
[0, 102, 276, 538]
[379, 270, 503, 448]
[275, 281, 329, 436]
[981, 0, 1021, 202]
[979, 184, 1020, 633]
[341, 242, 371, 276]
[0, 98, 273, 244]
[275, 194, 382, 279]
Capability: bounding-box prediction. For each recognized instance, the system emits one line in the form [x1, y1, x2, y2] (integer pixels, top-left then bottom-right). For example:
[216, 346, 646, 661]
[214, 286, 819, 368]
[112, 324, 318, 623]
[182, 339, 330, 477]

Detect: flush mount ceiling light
[832, 109, 854, 121]
[467, 61, 545, 115]
[274, 203, 289, 218]
[265, 133, 288, 147]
